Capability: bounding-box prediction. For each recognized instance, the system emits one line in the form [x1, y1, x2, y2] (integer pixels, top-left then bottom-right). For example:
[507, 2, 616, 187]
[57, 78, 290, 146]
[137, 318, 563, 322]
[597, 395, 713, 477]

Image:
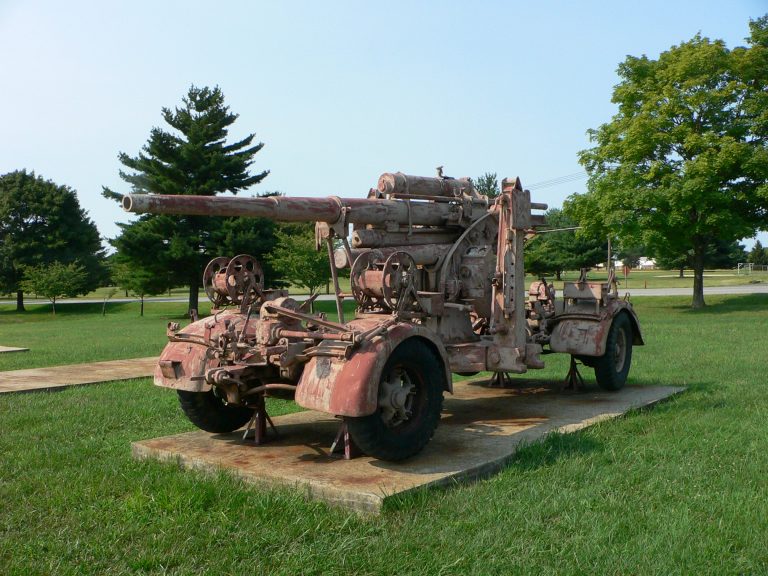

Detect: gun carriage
[122, 171, 643, 461]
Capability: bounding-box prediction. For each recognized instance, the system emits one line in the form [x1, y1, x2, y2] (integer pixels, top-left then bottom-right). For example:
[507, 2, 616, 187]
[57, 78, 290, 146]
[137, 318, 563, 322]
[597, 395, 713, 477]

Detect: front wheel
[345, 340, 445, 461]
[593, 313, 633, 391]
[177, 389, 253, 433]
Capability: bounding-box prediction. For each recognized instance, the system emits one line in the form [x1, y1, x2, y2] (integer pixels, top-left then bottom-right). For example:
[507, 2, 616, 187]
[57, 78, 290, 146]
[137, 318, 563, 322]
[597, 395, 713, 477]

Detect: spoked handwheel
[203, 256, 231, 308]
[225, 254, 264, 306]
[350, 249, 386, 311]
[345, 339, 445, 461]
[382, 251, 419, 310]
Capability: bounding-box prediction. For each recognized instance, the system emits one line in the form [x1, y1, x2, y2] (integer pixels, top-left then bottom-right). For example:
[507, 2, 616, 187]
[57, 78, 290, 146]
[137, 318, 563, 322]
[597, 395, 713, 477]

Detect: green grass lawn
[1, 295, 768, 574]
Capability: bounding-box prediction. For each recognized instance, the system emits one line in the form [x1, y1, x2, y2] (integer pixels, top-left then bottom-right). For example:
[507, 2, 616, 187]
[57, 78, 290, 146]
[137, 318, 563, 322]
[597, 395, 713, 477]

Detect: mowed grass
[0, 300, 355, 371]
[0, 302, 211, 371]
[1, 295, 768, 574]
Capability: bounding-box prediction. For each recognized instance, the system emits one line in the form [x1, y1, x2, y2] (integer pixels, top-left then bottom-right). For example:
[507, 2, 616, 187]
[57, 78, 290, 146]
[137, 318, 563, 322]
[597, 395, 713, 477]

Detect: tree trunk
[140, 296, 144, 317]
[51, 298, 56, 315]
[678, 267, 684, 278]
[188, 275, 200, 316]
[692, 241, 706, 309]
[555, 270, 562, 281]
[16, 290, 25, 312]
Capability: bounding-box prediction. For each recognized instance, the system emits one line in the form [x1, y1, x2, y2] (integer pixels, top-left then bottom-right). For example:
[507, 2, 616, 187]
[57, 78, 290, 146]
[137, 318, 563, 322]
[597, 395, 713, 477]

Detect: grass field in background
[0, 300, 356, 371]
[2, 268, 766, 307]
[1, 295, 768, 574]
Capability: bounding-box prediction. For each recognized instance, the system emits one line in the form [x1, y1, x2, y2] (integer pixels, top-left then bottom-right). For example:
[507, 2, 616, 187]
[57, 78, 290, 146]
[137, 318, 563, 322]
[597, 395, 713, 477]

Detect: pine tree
[748, 239, 768, 265]
[104, 85, 269, 312]
[474, 172, 499, 198]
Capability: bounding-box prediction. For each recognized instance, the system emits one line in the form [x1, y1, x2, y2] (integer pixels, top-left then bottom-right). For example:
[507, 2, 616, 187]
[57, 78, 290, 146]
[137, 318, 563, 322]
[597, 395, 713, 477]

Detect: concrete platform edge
[131, 386, 685, 515]
[131, 440, 384, 514]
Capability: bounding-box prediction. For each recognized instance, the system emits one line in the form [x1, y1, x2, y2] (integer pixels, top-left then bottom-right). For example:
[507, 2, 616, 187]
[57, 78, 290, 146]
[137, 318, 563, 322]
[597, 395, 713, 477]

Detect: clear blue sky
[1, 0, 766, 249]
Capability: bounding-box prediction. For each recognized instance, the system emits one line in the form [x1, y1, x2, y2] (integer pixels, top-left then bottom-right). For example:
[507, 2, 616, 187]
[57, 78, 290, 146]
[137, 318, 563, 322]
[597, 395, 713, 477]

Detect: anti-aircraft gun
[122, 171, 644, 461]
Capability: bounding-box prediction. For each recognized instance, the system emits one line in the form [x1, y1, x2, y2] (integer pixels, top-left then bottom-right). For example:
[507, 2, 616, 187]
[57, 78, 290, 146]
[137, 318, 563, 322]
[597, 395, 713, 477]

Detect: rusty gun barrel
[123, 192, 479, 228]
[377, 172, 476, 198]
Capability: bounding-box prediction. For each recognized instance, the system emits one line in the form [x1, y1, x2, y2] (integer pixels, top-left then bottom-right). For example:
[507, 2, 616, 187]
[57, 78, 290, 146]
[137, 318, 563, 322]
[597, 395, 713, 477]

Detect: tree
[655, 239, 747, 275]
[268, 223, 330, 299]
[104, 85, 269, 313]
[112, 260, 169, 316]
[0, 170, 106, 311]
[525, 208, 606, 280]
[19, 261, 88, 314]
[615, 244, 647, 269]
[570, 17, 768, 308]
[748, 239, 768, 265]
[474, 172, 499, 198]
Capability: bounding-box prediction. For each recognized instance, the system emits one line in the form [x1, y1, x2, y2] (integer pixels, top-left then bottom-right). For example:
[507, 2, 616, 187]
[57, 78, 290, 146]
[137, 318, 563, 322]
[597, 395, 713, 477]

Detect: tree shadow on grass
[0, 301, 199, 320]
[679, 293, 768, 315]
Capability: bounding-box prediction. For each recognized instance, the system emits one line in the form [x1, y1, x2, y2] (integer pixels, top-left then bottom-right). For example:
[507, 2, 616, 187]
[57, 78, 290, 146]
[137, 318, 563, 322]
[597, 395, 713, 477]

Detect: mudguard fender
[295, 321, 452, 417]
[549, 304, 644, 357]
[153, 339, 215, 392]
[152, 312, 241, 392]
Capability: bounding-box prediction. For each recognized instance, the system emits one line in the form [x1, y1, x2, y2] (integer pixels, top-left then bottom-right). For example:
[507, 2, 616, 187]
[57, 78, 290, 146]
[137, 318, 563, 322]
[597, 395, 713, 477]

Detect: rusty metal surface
[132, 381, 683, 514]
[122, 170, 645, 461]
[295, 319, 452, 416]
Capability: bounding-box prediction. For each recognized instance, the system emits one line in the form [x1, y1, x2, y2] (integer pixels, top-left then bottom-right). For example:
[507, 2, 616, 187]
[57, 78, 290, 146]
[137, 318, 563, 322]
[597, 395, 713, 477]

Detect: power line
[526, 171, 588, 190]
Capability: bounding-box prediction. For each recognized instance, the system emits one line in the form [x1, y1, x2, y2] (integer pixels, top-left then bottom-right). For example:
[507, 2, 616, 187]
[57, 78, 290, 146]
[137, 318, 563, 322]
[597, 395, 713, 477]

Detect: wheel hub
[378, 367, 416, 427]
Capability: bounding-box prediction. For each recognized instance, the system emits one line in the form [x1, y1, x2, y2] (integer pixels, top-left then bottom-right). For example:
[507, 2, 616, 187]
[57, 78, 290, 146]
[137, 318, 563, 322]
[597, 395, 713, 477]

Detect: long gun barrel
[119, 172, 518, 230]
[122, 191, 488, 228]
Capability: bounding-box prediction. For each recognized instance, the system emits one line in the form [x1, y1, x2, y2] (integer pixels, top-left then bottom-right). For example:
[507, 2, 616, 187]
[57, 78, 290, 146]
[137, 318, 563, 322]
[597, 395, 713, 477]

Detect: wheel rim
[614, 327, 627, 372]
[378, 366, 416, 428]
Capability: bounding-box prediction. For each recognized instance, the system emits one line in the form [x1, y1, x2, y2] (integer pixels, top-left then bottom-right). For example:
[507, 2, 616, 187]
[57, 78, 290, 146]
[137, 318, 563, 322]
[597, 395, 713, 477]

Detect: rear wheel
[346, 340, 445, 461]
[177, 389, 253, 433]
[593, 313, 633, 391]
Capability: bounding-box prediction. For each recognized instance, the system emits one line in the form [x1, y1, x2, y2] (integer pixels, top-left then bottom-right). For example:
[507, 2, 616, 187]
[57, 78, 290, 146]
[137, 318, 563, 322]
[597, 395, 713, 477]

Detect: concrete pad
[0, 346, 29, 354]
[132, 381, 684, 514]
[0, 357, 157, 393]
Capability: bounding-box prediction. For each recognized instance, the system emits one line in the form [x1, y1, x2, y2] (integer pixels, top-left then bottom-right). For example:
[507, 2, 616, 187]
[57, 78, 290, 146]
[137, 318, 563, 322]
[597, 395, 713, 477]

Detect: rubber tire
[177, 389, 253, 433]
[346, 340, 445, 461]
[593, 313, 633, 391]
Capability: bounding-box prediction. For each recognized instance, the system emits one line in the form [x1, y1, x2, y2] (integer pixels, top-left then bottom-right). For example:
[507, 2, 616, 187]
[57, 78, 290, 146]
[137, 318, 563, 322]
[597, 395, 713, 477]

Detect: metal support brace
[563, 356, 586, 392]
[488, 371, 515, 388]
[329, 420, 361, 460]
[242, 395, 278, 444]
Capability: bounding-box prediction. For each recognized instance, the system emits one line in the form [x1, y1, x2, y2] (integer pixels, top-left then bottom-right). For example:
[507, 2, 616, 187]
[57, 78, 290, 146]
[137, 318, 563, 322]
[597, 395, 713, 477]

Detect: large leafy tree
[525, 208, 606, 280]
[0, 170, 105, 311]
[569, 17, 768, 308]
[267, 223, 330, 299]
[656, 239, 747, 275]
[104, 85, 269, 312]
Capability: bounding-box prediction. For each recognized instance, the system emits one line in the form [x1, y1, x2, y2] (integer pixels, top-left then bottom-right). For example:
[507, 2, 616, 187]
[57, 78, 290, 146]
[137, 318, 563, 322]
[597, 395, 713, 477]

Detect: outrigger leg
[242, 394, 279, 444]
[563, 356, 586, 391]
[330, 420, 361, 460]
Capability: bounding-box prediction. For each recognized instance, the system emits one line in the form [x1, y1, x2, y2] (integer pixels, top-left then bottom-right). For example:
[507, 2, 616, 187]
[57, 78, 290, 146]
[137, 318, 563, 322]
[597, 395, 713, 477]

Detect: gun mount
[123, 171, 644, 461]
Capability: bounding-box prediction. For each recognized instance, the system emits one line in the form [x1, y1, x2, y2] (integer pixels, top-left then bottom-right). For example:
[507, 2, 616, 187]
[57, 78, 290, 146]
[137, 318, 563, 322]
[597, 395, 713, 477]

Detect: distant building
[638, 257, 656, 270]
